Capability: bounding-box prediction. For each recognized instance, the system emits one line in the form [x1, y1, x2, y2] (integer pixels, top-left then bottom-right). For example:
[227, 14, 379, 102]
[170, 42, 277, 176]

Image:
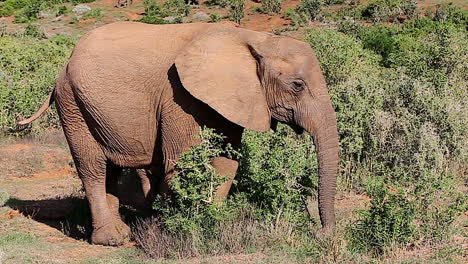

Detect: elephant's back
[65, 22, 210, 167]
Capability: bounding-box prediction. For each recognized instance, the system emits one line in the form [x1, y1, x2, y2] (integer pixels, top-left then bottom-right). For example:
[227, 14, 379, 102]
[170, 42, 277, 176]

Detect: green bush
[209, 12, 220, 22]
[139, 126, 318, 258]
[306, 16, 467, 254]
[0, 0, 28, 17]
[23, 23, 46, 38]
[56, 5, 70, 16]
[283, 0, 323, 27]
[205, 0, 230, 8]
[429, 3, 468, 27]
[0, 34, 76, 133]
[259, 0, 282, 15]
[141, 0, 190, 24]
[153, 128, 240, 233]
[348, 178, 415, 255]
[361, 0, 417, 22]
[237, 125, 317, 225]
[228, 0, 244, 23]
[296, 0, 323, 21]
[82, 7, 103, 20]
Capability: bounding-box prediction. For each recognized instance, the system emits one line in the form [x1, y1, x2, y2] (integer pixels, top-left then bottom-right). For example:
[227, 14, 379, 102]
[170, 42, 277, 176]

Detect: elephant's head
[175, 26, 339, 230]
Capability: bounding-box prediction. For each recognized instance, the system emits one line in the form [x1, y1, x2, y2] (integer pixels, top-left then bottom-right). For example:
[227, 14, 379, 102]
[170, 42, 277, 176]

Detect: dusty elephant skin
[17, 22, 339, 246]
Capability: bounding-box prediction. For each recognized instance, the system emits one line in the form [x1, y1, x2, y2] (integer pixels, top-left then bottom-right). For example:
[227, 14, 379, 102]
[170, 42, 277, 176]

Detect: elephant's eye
[291, 79, 305, 92]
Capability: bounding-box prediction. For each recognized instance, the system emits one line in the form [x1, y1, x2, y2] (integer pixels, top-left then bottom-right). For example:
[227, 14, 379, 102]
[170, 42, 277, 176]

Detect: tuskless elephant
[18, 22, 339, 246]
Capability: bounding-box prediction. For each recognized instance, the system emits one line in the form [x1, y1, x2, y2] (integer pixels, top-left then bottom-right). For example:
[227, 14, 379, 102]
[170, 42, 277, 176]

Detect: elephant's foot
[91, 222, 129, 246]
[115, 218, 131, 239]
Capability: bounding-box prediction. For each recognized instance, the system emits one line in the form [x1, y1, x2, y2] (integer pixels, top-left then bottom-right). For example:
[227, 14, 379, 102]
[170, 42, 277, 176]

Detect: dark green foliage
[296, 0, 323, 21]
[56, 5, 70, 16]
[144, 125, 319, 257]
[228, 0, 244, 23]
[348, 179, 415, 255]
[306, 15, 467, 254]
[153, 128, 240, 233]
[141, 0, 190, 24]
[237, 125, 317, 225]
[23, 23, 46, 39]
[138, 15, 169, 24]
[361, 0, 417, 22]
[209, 12, 220, 22]
[259, 0, 282, 15]
[0, 34, 76, 133]
[0, 0, 95, 22]
[283, 0, 323, 28]
[429, 3, 468, 27]
[81, 7, 103, 20]
[205, 0, 229, 8]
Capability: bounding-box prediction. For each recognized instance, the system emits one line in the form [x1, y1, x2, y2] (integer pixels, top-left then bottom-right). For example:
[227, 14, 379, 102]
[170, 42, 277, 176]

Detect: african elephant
[18, 22, 339, 246]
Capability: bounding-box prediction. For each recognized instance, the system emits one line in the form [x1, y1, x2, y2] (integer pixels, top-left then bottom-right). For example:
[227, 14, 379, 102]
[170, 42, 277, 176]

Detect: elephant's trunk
[302, 100, 339, 229]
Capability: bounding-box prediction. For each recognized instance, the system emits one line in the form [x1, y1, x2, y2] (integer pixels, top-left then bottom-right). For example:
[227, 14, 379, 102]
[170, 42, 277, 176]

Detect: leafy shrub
[283, 0, 322, 27]
[205, 0, 229, 8]
[237, 125, 317, 225]
[228, 0, 244, 23]
[0, 34, 76, 133]
[296, 0, 323, 21]
[152, 128, 240, 233]
[429, 3, 468, 27]
[209, 12, 220, 22]
[56, 5, 70, 16]
[82, 7, 103, 20]
[0, 0, 28, 17]
[138, 15, 168, 24]
[23, 23, 46, 39]
[141, 0, 190, 24]
[259, 0, 282, 15]
[137, 126, 319, 259]
[306, 16, 467, 254]
[348, 178, 415, 255]
[361, 0, 417, 22]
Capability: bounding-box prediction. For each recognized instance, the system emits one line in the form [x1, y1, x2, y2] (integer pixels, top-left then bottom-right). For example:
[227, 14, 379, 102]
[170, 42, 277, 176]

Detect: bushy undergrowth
[228, 0, 244, 23]
[307, 13, 467, 254]
[139, 0, 190, 24]
[259, 0, 283, 15]
[0, 33, 75, 134]
[0, 0, 96, 23]
[135, 126, 320, 259]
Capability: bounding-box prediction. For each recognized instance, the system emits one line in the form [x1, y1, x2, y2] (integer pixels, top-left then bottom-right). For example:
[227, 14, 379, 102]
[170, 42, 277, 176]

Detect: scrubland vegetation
[0, 0, 466, 263]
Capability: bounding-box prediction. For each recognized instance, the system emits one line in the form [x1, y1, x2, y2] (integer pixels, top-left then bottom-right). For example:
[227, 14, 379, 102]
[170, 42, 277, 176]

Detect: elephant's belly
[83, 92, 159, 168]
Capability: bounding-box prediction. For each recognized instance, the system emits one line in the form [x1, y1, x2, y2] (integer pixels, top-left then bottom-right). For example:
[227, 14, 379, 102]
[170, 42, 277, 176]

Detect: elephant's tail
[14, 89, 55, 131]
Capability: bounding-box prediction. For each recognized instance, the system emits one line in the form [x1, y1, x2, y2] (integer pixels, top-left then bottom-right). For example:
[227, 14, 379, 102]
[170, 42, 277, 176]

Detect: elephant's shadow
[5, 170, 151, 242]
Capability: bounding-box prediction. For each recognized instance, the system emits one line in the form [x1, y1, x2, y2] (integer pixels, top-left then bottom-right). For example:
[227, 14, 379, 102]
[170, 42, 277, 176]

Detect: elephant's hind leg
[64, 127, 127, 245]
[56, 87, 128, 246]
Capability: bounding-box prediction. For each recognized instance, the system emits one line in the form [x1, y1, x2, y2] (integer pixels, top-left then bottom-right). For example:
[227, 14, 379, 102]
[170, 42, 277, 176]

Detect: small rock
[72, 5, 92, 15]
[163, 16, 177, 23]
[192, 11, 209, 22]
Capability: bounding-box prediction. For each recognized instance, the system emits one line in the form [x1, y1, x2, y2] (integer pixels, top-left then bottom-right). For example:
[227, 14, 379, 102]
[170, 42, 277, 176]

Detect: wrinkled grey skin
[18, 22, 339, 246]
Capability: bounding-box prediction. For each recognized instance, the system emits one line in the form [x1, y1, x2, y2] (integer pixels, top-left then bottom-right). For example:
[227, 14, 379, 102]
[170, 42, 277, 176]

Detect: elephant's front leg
[212, 157, 239, 204]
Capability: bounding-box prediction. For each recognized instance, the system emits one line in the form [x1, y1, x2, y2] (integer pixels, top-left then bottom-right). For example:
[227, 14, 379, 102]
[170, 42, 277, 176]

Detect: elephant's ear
[175, 31, 270, 132]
